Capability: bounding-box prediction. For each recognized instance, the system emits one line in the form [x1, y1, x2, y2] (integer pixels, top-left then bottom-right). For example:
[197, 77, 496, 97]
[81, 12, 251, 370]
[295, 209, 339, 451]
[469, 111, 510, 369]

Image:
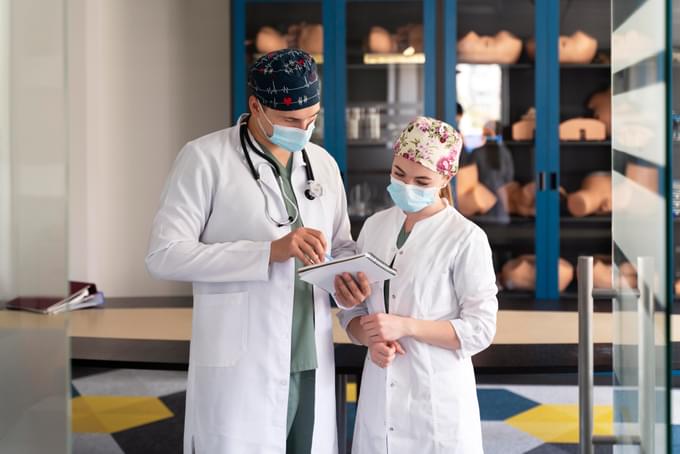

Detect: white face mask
[256, 102, 315, 153]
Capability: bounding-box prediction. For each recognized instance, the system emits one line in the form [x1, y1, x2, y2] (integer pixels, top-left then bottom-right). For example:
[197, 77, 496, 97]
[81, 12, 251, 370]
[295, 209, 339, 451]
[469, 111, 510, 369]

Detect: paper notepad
[298, 253, 397, 294]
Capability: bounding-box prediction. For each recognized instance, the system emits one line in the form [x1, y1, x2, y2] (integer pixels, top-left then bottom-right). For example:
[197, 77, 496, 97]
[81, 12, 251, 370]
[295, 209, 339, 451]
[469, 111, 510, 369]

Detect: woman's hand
[334, 272, 371, 308]
[360, 313, 412, 343]
[368, 340, 406, 368]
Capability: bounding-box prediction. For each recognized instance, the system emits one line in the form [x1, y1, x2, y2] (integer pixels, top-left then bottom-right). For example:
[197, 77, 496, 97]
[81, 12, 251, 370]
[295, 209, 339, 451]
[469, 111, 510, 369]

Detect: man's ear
[248, 95, 260, 113]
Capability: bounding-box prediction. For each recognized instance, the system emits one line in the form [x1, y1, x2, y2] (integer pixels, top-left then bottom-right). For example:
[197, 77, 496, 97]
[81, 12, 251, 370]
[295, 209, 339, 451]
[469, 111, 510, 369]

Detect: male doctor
[146, 49, 367, 454]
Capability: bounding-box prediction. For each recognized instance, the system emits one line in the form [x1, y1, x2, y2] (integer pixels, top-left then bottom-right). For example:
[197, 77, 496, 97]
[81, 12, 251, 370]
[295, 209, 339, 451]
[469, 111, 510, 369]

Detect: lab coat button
[391, 294, 396, 299]
[389, 427, 395, 432]
[390, 382, 395, 387]
[399, 251, 404, 255]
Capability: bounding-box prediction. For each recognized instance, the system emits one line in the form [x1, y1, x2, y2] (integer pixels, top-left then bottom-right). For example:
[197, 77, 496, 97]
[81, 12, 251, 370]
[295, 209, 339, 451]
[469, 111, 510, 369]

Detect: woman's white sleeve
[449, 228, 498, 359]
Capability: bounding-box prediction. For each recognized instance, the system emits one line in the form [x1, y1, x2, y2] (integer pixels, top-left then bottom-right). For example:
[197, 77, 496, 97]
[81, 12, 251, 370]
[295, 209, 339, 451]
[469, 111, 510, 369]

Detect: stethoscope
[239, 115, 324, 227]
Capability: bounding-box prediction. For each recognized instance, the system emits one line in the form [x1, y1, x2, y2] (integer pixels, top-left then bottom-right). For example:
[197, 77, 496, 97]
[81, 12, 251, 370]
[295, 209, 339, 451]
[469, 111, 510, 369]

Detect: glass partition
[0, 0, 70, 452]
[611, 0, 670, 451]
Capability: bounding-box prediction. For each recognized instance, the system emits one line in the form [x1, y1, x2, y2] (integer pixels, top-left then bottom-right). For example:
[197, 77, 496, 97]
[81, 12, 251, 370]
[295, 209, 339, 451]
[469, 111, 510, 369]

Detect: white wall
[68, 0, 231, 297]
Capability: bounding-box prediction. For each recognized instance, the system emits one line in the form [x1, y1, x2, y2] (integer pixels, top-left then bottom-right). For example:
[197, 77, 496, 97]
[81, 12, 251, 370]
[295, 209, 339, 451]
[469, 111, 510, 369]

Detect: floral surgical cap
[393, 116, 463, 178]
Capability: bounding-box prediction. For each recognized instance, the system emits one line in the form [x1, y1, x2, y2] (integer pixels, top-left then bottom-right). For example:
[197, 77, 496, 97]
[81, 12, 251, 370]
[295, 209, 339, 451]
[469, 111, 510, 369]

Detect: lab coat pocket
[192, 292, 249, 367]
[431, 370, 461, 443]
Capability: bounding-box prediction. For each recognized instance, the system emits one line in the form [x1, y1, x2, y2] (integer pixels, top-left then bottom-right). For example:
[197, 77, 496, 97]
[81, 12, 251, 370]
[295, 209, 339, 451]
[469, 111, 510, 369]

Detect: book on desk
[6, 281, 104, 315]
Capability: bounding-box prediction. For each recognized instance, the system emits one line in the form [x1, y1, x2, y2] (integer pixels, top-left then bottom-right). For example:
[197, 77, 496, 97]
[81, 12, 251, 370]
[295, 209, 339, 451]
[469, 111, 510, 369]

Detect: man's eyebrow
[286, 110, 320, 121]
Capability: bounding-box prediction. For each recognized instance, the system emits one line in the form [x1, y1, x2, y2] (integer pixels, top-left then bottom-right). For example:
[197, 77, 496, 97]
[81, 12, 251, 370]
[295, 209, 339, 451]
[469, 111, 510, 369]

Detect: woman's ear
[441, 176, 453, 189]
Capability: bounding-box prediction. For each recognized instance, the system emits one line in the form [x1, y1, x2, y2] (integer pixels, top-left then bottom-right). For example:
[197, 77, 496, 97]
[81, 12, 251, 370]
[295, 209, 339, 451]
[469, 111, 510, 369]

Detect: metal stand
[577, 256, 651, 452]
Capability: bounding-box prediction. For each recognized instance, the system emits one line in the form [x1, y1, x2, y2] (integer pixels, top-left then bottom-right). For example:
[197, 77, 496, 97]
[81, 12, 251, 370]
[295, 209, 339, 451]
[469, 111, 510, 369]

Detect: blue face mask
[257, 104, 315, 153]
[387, 177, 440, 213]
[463, 133, 485, 152]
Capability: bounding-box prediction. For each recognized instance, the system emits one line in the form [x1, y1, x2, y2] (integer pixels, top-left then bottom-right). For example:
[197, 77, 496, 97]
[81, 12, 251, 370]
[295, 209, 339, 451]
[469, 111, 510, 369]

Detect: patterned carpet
[70, 367, 680, 453]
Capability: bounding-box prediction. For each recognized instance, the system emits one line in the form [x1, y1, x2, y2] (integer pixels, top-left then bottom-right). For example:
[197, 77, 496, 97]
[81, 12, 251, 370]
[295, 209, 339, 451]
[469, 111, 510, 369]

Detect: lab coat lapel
[291, 151, 326, 233]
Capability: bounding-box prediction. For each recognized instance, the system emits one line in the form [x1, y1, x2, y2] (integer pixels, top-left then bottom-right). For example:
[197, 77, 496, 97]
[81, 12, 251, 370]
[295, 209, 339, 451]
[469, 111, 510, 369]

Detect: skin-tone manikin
[255, 24, 324, 55]
[455, 163, 498, 216]
[457, 30, 523, 64]
[527, 30, 598, 64]
[567, 172, 612, 217]
[588, 88, 611, 136]
[501, 255, 575, 292]
[255, 26, 288, 54]
[559, 118, 607, 141]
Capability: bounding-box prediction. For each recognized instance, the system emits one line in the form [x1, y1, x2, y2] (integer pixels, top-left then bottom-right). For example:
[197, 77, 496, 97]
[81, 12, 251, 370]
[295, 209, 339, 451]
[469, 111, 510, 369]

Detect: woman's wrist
[402, 316, 418, 338]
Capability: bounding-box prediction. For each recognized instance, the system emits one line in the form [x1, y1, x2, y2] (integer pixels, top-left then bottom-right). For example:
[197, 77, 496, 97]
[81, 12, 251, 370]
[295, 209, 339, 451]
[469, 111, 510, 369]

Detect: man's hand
[269, 227, 327, 265]
[334, 272, 371, 308]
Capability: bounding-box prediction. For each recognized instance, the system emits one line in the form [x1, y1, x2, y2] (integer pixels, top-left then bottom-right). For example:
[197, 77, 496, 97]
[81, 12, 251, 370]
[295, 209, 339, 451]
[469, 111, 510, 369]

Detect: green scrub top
[384, 224, 410, 313]
[260, 143, 318, 373]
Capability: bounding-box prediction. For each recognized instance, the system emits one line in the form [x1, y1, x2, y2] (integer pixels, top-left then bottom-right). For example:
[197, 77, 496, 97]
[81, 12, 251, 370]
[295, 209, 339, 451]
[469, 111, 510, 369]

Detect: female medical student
[335, 116, 498, 454]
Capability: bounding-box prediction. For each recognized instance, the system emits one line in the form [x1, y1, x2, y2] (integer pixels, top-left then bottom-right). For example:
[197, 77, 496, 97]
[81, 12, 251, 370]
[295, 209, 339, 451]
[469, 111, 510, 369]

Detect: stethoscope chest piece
[305, 180, 324, 200]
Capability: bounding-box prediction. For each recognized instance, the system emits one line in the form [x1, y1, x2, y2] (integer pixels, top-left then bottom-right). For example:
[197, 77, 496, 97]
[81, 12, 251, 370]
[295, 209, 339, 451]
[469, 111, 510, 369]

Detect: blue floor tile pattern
[477, 388, 540, 421]
[70, 367, 680, 453]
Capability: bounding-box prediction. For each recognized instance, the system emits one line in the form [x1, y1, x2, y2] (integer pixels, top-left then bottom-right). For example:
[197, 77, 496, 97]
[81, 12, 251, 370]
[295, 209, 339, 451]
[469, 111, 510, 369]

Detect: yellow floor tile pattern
[506, 404, 613, 444]
[72, 396, 174, 433]
[347, 383, 357, 403]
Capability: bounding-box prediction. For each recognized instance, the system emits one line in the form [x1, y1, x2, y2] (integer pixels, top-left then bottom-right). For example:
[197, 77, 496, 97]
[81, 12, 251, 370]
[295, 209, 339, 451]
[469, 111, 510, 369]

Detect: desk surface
[2, 299, 678, 371]
[2, 307, 674, 345]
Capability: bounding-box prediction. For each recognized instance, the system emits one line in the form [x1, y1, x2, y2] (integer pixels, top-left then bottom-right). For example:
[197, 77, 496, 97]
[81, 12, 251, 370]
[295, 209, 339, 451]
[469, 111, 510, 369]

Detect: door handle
[577, 256, 653, 452]
[537, 171, 558, 191]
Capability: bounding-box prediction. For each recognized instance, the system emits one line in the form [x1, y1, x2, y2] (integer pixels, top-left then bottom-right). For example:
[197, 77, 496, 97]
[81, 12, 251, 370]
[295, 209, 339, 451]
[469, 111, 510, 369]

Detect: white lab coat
[146, 117, 355, 454]
[338, 204, 498, 454]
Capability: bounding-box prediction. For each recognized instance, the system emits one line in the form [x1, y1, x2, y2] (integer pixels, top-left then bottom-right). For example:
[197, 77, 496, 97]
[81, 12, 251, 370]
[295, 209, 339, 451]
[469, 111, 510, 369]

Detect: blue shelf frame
[534, 0, 561, 300]
[231, 0, 562, 300]
[443, 0, 458, 201]
[443, 0, 457, 126]
[423, 0, 437, 117]
[322, 0, 347, 178]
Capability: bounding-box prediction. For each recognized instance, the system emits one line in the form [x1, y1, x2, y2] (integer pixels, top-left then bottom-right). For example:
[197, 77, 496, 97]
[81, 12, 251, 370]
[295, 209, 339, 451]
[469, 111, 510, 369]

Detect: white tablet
[297, 253, 397, 295]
